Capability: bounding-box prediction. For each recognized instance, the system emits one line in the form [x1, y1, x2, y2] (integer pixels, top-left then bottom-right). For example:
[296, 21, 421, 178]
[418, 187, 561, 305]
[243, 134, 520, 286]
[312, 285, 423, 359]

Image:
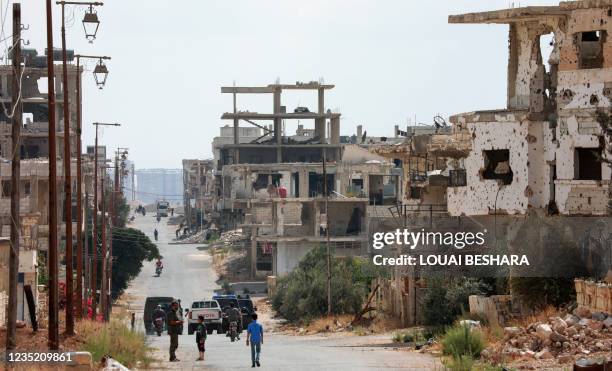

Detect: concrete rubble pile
[485, 308, 612, 365]
[212, 229, 246, 247]
[177, 229, 206, 244]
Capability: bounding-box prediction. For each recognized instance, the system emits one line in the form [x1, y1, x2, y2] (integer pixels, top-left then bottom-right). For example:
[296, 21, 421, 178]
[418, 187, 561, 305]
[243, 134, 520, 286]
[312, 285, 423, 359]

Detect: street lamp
[74, 54, 110, 321]
[82, 5, 100, 42]
[55, 1, 104, 333]
[93, 59, 109, 89]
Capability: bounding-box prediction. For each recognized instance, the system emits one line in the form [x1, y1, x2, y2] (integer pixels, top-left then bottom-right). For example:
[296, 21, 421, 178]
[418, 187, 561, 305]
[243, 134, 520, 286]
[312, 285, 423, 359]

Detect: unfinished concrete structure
[443, 1, 611, 216]
[0, 49, 80, 160]
[215, 82, 400, 276]
[182, 159, 214, 229]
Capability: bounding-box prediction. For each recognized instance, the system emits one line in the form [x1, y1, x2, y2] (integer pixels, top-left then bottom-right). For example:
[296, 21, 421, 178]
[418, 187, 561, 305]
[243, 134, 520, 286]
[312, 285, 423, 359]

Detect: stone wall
[575, 279, 612, 314]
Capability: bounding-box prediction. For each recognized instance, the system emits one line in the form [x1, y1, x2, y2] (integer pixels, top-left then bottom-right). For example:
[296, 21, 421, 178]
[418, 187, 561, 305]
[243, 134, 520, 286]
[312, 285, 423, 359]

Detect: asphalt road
[124, 213, 440, 370]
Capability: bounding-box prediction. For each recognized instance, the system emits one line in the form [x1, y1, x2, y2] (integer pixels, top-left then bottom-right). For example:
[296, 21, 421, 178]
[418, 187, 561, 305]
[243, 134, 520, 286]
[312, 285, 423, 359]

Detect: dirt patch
[0, 322, 86, 354]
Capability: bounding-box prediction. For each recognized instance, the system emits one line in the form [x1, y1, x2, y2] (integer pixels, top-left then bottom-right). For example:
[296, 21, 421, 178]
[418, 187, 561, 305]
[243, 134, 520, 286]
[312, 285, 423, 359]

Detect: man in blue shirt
[246, 313, 263, 367]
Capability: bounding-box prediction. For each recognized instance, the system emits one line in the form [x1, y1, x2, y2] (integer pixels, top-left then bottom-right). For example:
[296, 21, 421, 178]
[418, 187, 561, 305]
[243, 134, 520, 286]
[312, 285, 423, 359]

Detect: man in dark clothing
[226, 302, 242, 339]
[167, 301, 184, 362]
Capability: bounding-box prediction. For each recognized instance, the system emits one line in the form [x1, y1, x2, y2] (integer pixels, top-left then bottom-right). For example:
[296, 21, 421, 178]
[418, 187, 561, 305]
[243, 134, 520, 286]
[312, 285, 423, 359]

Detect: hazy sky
[16, 0, 559, 168]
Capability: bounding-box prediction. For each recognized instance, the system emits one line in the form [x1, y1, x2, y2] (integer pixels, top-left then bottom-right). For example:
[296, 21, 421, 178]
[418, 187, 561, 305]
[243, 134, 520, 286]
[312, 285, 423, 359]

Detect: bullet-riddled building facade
[418, 0, 612, 217]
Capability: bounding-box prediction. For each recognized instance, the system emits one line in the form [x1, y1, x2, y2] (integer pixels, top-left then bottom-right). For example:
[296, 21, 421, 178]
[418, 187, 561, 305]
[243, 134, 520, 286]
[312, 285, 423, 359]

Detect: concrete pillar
[251, 237, 257, 277]
[315, 119, 326, 142]
[357, 125, 363, 138]
[318, 88, 324, 114]
[274, 88, 282, 162]
[330, 117, 340, 144]
[233, 92, 240, 163]
[394, 125, 399, 138]
[299, 169, 309, 198]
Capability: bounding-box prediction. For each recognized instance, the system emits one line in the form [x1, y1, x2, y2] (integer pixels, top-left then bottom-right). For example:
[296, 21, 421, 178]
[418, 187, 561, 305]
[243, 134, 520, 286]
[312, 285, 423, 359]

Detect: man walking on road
[167, 301, 184, 362]
[246, 313, 263, 367]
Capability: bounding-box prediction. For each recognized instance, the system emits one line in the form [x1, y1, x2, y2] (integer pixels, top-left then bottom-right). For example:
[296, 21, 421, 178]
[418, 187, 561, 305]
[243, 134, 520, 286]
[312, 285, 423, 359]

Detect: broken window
[1, 180, 10, 197]
[409, 186, 421, 199]
[308, 172, 334, 197]
[539, 32, 555, 73]
[252, 174, 269, 191]
[348, 178, 363, 196]
[575, 148, 602, 180]
[23, 180, 31, 196]
[256, 243, 273, 272]
[449, 169, 467, 187]
[482, 150, 513, 185]
[578, 31, 605, 69]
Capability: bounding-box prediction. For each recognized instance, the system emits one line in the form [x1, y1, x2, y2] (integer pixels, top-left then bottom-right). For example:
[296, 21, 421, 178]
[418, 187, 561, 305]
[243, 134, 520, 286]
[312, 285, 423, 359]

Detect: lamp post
[75, 55, 110, 320]
[56, 0, 103, 334]
[91, 123, 119, 320]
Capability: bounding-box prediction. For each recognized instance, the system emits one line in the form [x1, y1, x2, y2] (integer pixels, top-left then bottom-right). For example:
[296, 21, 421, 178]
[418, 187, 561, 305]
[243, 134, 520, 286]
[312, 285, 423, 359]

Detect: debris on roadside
[483, 307, 612, 368]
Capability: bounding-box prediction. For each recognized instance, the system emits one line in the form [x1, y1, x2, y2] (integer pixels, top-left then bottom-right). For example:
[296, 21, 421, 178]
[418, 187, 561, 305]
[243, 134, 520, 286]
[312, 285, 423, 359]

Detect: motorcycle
[155, 265, 163, 277]
[228, 321, 238, 342]
[154, 317, 164, 336]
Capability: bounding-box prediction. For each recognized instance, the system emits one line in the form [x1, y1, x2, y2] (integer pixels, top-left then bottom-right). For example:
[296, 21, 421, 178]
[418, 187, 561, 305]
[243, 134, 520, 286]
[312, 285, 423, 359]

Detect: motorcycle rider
[154, 228, 159, 241]
[225, 302, 242, 340]
[153, 305, 167, 333]
[155, 258, 163, 274]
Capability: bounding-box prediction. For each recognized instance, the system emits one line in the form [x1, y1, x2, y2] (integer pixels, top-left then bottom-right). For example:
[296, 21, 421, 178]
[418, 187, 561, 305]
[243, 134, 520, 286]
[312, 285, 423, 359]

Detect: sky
[14, 0, 559, 169]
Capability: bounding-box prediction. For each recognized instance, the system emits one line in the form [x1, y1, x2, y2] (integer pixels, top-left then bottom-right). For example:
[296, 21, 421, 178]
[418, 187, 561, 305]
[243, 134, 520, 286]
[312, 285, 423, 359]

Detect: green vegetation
[78, 318, 155, 368]
[423, 278, 491, 326]
[271, 246, 386, 323]
[111, 227, 160, 299]
[441, 324, 485, 359]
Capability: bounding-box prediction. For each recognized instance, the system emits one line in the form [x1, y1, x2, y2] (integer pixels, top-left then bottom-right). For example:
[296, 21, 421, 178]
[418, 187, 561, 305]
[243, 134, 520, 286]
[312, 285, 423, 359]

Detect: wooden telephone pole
[7, 2, 22, 351]
[46, 0, 60, 350]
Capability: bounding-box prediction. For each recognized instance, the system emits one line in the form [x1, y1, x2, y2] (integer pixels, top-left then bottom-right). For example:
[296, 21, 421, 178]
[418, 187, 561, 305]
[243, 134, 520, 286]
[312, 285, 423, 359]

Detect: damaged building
[0, 48, 83, 323]
[182, 159, 214, 230]
[215, 82, 400, 276]
[443, 0, 611, 216]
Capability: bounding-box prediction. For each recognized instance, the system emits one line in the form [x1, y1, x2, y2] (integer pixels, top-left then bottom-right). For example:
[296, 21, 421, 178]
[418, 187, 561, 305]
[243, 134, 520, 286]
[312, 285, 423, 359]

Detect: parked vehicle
[237, 294, 257, 327]
[212, 294, 241, 333]
[156, 200, 170, 217]
[187, 300, 222, 335]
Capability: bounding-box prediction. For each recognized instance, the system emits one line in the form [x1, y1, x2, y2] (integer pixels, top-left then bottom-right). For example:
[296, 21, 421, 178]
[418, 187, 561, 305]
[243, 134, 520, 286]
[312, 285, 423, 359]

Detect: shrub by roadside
[77, 318, 154, 368]
[271, 246, 386, 323]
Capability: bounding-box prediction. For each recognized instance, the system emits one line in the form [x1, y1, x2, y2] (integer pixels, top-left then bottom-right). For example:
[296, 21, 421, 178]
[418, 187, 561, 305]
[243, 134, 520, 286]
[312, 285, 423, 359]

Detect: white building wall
[447, 121, 530, 216]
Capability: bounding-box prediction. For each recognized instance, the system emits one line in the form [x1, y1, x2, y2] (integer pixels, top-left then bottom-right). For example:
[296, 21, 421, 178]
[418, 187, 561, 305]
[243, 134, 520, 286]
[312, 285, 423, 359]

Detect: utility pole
[59, 1, 75, 336]
[75, 57, 83, 319]
[90, 122, 118, 320]
[7, 2, 22, 352]
[92, 126, 99, 320]
[322, 148, 332, 316]
[75, 54, 110, 319]
[83, 189, 89, 318]
[100, 171, 107, 320]
[46, 0, 60, 350]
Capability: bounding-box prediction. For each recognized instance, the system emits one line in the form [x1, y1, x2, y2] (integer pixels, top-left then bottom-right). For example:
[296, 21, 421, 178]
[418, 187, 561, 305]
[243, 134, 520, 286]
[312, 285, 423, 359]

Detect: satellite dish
[433, 115, 447, 129]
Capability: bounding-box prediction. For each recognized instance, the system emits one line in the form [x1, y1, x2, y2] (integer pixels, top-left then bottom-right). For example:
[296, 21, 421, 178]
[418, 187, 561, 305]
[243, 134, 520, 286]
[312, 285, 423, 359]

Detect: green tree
[111, 227, 159, 299]
[271, 246, 379, 323]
